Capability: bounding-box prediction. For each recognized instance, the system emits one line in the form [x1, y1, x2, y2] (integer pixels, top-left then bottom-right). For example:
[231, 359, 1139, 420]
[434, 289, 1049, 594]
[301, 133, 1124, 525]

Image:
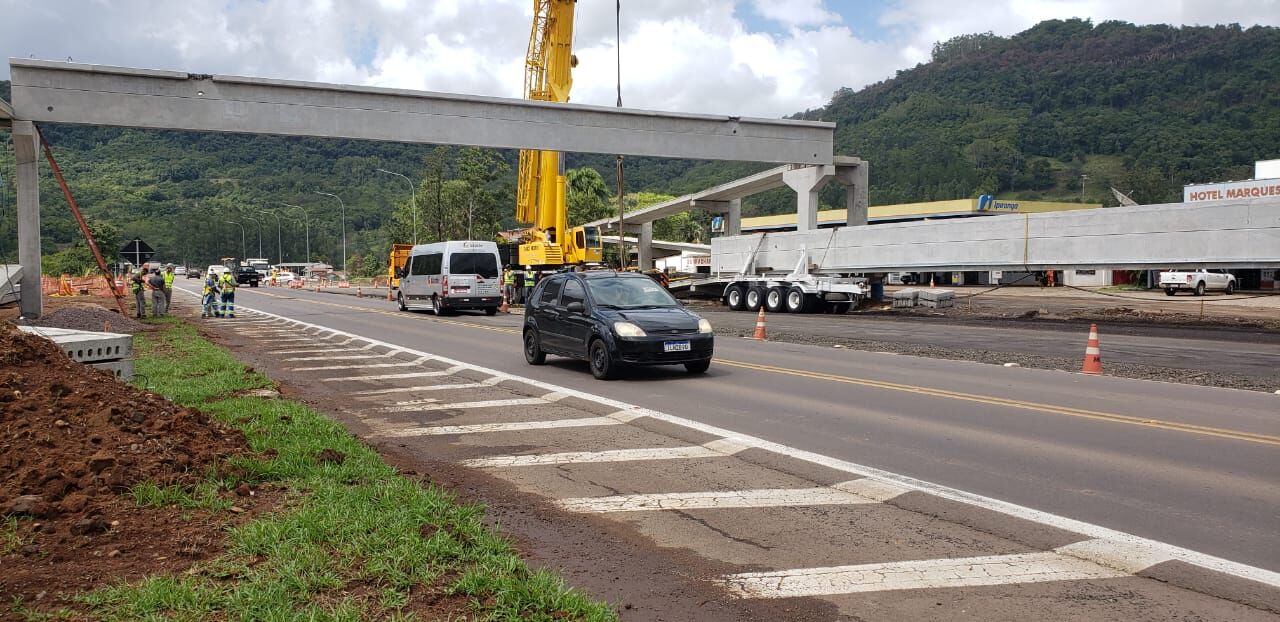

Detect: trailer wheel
[745, 287, 764, 311]
[765, 287, 786, 313]
[785, 287, 806, 313]
[726, 285, 746, 310]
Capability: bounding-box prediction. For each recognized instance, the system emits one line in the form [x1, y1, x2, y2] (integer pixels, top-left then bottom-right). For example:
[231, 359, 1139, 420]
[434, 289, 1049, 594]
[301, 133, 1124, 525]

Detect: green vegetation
[84, 321, 616, 621]
[2, 20, 1277, 266]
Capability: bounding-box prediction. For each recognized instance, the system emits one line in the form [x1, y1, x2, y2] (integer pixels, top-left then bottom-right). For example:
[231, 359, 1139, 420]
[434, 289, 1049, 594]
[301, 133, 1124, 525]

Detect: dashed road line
[719, 547, 1129, 598]
[375, 397, 549, 413]
[556, 486, 881, 514]
[373, 416, 626, 438]
[462, 443, 736, 468]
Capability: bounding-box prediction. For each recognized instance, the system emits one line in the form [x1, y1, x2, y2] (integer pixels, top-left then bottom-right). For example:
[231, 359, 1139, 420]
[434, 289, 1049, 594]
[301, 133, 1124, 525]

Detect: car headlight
[613, 321, 646, 337]
[697, 318, 713, 334]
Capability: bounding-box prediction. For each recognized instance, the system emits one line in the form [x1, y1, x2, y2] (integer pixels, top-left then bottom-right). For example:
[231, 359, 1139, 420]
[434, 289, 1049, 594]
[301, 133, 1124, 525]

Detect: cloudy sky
[3, 0, 1278, 117]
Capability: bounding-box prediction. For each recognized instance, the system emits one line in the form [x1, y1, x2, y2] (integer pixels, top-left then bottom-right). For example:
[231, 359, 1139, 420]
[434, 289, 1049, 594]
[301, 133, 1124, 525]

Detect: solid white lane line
[283, 354, 390, 361]
[335, 368, 463, 382]
[374, 416, 624, 438]
[556, 487, 880, 514]
[349, 381, 479, 396]
[375, 397, 546, 413]
[233, 302, 1280, 590]
[461, 439, 747, 468]
[719, 548, 1128, 598]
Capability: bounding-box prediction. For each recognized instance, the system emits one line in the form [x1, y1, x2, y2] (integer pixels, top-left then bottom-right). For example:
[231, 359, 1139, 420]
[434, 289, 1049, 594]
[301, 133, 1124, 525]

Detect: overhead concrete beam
[602, 236, 710, 254]
[9, 59, 834, 164]
[0, 97, 13, 127]
[711, 198, 1280, 273]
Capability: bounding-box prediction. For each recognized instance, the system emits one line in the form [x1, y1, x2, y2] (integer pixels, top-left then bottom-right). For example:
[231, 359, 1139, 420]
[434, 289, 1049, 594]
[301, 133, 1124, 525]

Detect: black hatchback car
[523, 271, 713, 379]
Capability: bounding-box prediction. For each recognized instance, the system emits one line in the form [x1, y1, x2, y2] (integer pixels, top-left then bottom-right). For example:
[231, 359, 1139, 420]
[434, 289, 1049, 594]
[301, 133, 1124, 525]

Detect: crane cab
[519, 225, 602, 268]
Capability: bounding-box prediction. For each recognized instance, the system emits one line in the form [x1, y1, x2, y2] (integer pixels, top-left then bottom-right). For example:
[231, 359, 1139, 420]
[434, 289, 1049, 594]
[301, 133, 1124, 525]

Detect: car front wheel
[684, 359, 711, 374]
[524, 330, 546, 365]
[589, 339, 619, 380]
[1225, 281, 1235, 295]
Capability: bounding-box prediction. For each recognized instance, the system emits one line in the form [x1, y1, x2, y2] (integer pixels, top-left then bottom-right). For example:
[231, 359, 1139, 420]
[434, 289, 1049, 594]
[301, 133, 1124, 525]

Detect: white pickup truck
[1158, 268, 1236, 296]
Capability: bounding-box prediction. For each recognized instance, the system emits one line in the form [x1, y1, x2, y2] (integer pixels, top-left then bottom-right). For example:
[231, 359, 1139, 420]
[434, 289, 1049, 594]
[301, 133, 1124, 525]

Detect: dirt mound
[24, 302, 153, 334]
[0, 322, 250, 612]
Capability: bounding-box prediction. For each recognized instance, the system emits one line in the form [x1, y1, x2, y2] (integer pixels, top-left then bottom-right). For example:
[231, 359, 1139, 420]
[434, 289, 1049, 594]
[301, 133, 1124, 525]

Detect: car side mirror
[566, 301, 586, 314]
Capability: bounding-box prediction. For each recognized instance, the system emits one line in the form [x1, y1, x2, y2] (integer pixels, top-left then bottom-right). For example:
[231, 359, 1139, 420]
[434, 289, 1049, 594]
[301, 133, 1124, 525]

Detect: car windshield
[587, 277, 678, 309]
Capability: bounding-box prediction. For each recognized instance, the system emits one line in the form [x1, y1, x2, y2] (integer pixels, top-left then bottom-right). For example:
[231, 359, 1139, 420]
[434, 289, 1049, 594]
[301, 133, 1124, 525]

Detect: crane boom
[516, 0, 602, 268]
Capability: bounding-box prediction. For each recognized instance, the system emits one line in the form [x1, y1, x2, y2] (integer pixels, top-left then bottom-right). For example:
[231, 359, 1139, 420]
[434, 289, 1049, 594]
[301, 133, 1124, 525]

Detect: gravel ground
[717, 326, 1280, 393]
[19, 303, 153, 334]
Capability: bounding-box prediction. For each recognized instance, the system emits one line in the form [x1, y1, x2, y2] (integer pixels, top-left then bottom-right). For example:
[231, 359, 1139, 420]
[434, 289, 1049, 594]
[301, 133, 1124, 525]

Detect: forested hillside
[2, 18, 1277, 271]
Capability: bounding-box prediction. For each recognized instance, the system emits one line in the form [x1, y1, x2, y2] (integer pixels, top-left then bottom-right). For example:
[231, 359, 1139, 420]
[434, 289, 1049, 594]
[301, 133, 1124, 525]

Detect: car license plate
[663, 340, 691, 353]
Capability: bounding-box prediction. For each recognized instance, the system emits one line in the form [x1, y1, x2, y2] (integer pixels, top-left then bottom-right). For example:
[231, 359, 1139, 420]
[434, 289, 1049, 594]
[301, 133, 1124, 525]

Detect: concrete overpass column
[784, 165, 833, 232]
[638, 222, 654, 270]
[836, 158, 869, 226]
[13, 120, 42, 319]
[727, 198, 742, 235]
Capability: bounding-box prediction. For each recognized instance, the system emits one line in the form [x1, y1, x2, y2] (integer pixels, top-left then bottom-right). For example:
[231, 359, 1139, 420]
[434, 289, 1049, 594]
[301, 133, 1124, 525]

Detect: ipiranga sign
[1184, 178, 1280, 202]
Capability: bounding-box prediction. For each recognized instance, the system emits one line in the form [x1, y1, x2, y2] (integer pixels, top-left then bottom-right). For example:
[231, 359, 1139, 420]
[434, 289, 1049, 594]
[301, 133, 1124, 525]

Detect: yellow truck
[388, 243, 413, 289]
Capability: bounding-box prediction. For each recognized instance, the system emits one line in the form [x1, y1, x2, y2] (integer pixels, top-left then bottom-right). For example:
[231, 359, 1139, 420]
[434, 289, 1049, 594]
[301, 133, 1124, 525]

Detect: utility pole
[615, 0, 626, 270]
[259, 208, 284, 264]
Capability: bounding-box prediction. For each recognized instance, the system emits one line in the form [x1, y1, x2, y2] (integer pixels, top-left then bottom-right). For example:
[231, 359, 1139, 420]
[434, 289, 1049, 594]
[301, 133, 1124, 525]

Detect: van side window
[410, 254, 428, 275]
[538, 277, 564, 305]
[560, 279, 585, 307]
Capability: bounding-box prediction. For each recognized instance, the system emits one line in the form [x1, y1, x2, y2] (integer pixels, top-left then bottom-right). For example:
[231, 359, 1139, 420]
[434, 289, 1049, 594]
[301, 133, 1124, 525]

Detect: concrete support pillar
[13, 120, 42, 318]
[836, 158, 869, 227]
[727, 198, 742, 235]
[784, 165, 834, 232]
[638, 221, 654, 270]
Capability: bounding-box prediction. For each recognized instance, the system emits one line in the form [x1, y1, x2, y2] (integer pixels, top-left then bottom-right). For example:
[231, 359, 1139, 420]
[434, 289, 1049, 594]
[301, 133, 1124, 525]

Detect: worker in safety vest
[201, 273, 219, 318]
[503, 266, 516, 303]
[147, 269, 167, 317]
[129, 269, 147, 318]
[162, 264, 176, 313]
[218, 271, 237, 318]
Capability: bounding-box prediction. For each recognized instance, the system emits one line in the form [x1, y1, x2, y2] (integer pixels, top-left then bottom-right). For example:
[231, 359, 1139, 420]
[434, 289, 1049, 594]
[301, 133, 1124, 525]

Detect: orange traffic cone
[752, 307, 767, 340]
[356, 287, 363, 298]
[499, 291, 510, 314]
[929, 274, 935, 288]
[386, 288, 394, 301]
[1081, 323, 1102, 375]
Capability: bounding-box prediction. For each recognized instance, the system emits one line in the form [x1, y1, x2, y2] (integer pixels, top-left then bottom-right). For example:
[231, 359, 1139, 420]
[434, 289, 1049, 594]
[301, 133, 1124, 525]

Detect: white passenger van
[397, 241, 503, 315]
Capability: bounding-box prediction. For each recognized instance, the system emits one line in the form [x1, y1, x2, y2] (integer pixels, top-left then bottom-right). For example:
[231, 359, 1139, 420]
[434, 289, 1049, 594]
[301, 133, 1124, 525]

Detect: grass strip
[84, 319, 616, 621]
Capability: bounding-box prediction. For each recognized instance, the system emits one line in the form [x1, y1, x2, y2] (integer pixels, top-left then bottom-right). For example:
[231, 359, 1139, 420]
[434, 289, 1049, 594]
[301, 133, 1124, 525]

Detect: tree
[41, 220, 119, 276]
[567, 167, 611, 226]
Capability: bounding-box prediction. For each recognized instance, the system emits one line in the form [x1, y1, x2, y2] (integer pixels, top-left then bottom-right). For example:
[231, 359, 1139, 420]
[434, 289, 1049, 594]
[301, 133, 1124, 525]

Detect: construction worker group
[202, 270, 237, 318]
[129, 263, 176, 319]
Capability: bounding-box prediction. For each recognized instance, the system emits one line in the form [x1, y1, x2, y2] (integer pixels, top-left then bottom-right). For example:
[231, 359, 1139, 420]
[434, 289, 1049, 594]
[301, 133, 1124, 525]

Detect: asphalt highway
[180, 282, 1280, 573]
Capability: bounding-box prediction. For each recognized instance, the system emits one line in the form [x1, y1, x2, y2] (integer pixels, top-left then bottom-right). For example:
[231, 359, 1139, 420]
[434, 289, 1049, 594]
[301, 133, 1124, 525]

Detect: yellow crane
[517, 0, 603, 269]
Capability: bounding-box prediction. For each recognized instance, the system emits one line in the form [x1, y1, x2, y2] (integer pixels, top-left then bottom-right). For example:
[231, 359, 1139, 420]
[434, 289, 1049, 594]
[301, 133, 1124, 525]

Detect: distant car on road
[523, 271, 713, 380]
[233, 266, 261, 287]
[1159, 268, 1235, 296]
[273, 271, 297, 284]
[185, 267, 201, 279]
[174, 266, 187, 276]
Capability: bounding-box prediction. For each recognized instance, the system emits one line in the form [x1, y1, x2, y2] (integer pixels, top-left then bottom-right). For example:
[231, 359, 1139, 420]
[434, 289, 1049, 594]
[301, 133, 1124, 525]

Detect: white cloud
[1, 0, 1277, 119]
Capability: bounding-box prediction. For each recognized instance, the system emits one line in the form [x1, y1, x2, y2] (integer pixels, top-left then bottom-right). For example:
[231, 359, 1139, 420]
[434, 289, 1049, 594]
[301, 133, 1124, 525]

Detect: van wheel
[397, 292, 408, 311]
[726, 285, 746, 310]
[523, 330, 546, 365]
[484, 306, 498, 316]
[745, 287, 764, 311]
[765, 287, 786, 313]
[589, 339, 619, 380]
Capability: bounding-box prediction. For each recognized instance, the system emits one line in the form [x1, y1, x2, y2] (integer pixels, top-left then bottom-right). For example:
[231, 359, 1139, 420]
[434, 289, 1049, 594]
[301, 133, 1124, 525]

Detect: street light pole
[225, 221, 245, 259]
[377, 168, 417, 245]
[244, 216, 263, 258]
[281, 203, 310, 267]
[259, 208, 284, 264]
[314, 191, 346, 273]
[1080, 174, 1089, 203]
